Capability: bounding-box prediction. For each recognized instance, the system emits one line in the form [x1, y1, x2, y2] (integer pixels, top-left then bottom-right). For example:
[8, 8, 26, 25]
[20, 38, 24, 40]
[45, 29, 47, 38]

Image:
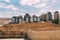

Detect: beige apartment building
[54, 11, 59, 20]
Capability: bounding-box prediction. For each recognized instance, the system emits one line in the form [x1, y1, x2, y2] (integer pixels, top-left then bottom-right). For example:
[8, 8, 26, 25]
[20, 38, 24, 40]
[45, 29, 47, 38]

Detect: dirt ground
[0, 22, 60, 40]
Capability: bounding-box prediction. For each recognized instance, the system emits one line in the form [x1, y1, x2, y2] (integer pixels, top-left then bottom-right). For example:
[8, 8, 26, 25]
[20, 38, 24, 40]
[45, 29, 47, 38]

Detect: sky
[0, 0, 60, 18]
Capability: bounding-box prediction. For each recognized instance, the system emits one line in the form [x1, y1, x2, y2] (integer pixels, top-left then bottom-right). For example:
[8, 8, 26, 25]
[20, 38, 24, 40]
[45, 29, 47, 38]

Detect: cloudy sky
[0, 0, 60, 18]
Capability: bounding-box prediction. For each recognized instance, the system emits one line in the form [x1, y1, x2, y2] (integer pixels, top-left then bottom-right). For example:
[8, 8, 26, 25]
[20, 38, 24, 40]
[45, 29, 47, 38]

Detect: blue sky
[0, 0, 60, 18]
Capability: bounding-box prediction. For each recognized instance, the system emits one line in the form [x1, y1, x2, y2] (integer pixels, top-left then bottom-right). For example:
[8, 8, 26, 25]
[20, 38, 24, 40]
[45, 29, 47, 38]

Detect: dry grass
[0, 22, 60, 34]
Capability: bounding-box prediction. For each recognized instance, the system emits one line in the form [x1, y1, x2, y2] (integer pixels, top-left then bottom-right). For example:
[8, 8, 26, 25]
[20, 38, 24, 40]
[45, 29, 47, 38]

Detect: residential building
[54, 11, 59, 20]
[41, 14, 46, 21]
[38, 16, 41, 22]
[54, 11, 59, 24]
[45, 14, 49, 21]
[47, 12, 52, 21]
[19, 16, 23, 23]
[11, 16, 17, 23]
[32, 15, 38, 22]
[24, 13, 31, 23]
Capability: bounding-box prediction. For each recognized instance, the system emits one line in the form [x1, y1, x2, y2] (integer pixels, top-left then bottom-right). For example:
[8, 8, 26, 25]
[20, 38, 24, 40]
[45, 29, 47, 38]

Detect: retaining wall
[27, 29, 60, 40]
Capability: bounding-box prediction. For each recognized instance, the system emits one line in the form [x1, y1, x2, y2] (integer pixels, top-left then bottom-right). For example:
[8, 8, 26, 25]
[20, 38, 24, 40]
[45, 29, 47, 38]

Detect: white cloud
[42, 0, 48, 2]
[20, 0, 40, 6]
[34, 3, 47, 8]
[0, 3, 6, 7]
[39, 9, 48, 14]
[52, 0, 57, 3]
[6, 5, 19, 11]
[20, 0, 50, 6]
[0, 3, 19, 12]
[5, 0, 10, 2]
[20, 0, 49, 10]
[20, 0, 55, 15]
[52, 9, 60, 13]
[39, 5, 53, 14]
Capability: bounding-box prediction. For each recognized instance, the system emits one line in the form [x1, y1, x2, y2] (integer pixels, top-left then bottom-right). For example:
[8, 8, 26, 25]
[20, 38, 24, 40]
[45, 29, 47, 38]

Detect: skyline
[0, 0, 60, 18]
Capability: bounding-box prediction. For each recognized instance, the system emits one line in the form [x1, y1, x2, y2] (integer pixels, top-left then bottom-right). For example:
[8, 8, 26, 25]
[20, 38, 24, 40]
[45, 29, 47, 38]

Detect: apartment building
[24, 14, 31, 23]
[11, 11, 60, 24]
[54, 11, 59, 20]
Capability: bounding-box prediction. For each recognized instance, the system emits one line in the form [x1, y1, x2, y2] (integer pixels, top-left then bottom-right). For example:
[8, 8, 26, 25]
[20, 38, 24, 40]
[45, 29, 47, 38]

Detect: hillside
[0, 22, 60, 33]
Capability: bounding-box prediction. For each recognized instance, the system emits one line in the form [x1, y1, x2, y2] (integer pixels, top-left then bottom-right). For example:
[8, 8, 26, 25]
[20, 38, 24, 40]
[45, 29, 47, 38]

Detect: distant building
[16, 16, 20, 23]
[30, 17, 33, 22]
[11, 16, 17, 23]
[11, 16, 19, 24]
[41, 12, 52, 22]
[32, 15, 38, 22]
[38, 16, 41, 22]
[11, 11, 60, 24]
[41, 14, 46, 21]
[47, 12, 52, 21]
[24, 13, 31, 23]
[12, 16, 23, 24]
[45, 14, 49, 21]
[54, 11, 59, 20]
[19, 16, 23, 23]
[54, 11, 59, 24]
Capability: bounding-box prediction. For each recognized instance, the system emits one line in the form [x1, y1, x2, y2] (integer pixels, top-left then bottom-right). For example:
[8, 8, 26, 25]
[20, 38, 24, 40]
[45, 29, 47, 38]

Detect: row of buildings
[11, 11, 60, 24]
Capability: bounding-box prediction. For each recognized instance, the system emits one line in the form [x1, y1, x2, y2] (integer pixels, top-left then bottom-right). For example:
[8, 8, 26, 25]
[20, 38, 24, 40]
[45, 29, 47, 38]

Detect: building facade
[45, 14, 49, 21]
[19, 16, 23, 23]
[47, 12, 52, 21]
[24, 14, 31, 23]
[12, 16, 17, 23]
[32, 15, 38, 22]
[54, 11, 59, 20]
[12, 16, 23, 24]
[41, 14, 46, 21]
[54, 11, 59, 24]
[38, 16, 41, 22]
[11, 11, 60, 24]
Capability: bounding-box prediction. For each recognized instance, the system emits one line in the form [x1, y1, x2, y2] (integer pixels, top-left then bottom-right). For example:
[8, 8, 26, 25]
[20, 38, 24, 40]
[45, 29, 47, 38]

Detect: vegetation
[0, 22, 60, 38]
[52, 20, 59, 24]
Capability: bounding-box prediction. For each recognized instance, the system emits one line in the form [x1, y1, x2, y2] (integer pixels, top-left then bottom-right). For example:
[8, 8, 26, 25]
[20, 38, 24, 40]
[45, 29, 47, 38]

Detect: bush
[52, 20, 59, 24]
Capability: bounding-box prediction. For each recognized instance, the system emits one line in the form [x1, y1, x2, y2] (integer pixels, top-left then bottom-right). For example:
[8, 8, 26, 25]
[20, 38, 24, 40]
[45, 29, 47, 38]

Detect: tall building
[12, 16, 23, 24]
[30, 16, 33, 22]
[32, 15, 38, 22]
[19, 15, 23, 23]
[47, 12, 52, 21]
[54, 11, 59, 20]
[41, 14, 46, 21]
[45, 14, 49, 21]
[16, 16, 19, 23]
[54, 11, 59, 24]
[24, 13, 31, 23]
[38, 16, 41, 22]
[11, 16, 17, 23]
